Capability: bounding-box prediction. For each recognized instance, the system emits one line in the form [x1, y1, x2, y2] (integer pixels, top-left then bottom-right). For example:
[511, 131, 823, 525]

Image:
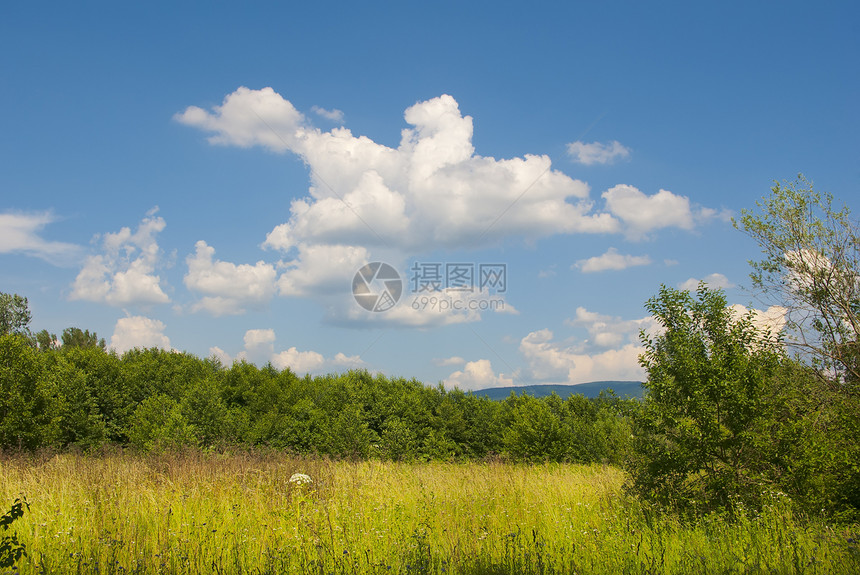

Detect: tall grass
[0, 449, 857, 574]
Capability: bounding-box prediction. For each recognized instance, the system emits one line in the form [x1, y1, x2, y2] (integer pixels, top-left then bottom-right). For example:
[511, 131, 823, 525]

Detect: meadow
[0, 450, 858, 574]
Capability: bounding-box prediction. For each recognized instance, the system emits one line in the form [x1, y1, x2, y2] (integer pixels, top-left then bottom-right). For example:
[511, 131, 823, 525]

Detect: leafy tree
[41, 353, 106, 449]
[127, 394, 196, 452]
[35, 330, 58, 351]
[631, 284, 785, 513]
[380, 415, 418, 461]
[0, 294, 32, 339]
[737, 175, 860, 387]
[180, 376, 232, 446]
[0, 335, 53, 448]
[324, 404, 378, 459]
[61, 327, 106, 350]
[503, 394, 569, 462]
[60, 346, 125, 441]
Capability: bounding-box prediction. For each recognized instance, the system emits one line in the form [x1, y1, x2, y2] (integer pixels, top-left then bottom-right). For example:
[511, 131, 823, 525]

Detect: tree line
[0, 310, 636, 465]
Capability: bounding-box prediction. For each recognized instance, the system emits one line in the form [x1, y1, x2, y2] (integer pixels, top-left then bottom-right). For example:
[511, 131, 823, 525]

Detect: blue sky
[2, 1, 858, 390]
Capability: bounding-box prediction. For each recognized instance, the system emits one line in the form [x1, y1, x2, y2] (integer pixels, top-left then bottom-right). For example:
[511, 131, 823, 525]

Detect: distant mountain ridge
[473, 381, 644, 401]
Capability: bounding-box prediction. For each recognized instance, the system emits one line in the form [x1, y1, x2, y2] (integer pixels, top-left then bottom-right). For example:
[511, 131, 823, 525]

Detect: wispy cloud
[678, 272, 735, 291]
[311, 105, 344, 123]
[575, 247, 651, 273]
[0, 211, 82, 265]
[566, 140, 631, 165]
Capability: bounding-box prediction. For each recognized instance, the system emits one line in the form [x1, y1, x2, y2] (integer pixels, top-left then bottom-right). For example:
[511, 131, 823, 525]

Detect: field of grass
[0, 450, 858, 574]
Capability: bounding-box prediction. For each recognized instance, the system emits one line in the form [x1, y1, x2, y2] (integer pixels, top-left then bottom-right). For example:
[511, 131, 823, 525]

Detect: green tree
[41, 353, 106, 449]
[631, 284, 785, 513]
[503, 394, 570, 462]
[0, 294, 32, 339]
[736, 176, 860, 517]
[737, 175, 860, 387]
[127, 394, 196, 452]
[324, 404, 378, 459]
[35, 330, 58, 351]
[0, 335, 53, 448]
[60, 346, 125, 441]
[61, 327, 106, 350]
[380, 415, 418, 461]
[180, 376, 232, 446]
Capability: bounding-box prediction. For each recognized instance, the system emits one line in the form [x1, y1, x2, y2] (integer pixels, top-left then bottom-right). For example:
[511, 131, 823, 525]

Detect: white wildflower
[289, 473, 313, 485]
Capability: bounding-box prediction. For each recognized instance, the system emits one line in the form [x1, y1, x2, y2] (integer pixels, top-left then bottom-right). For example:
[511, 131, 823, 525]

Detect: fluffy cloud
[575, 247, 651, 273]
[184, 241, 277, 315]
[232, 328, 364, 374]
[0, 211, 82, 264]
[271, 347, 325, 374]
[445, 359, 514, 391]
[519, 328, 645, 384]
[70, 211, 169, 306]
[208, 346, 232, 365]
[110, 315, 171, 354]
[236, 328, 276, 364]
[565, 307, 660, 350]
[177, 88, 726, 325]
[602, 185, 710, 240]
[729, 304, 788, 336]
[566, 140, 631, 165]
[519, 301, 784, 385]
[174, 86, 304, 151]
[678, 272, 735, 291]
[332, 352, 364, 369]
[177, 89, 621, 306]
[276, 244, 371, 297]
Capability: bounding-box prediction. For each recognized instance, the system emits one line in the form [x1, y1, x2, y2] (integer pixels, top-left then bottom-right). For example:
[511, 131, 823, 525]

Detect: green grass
[0, 449, 857, 574]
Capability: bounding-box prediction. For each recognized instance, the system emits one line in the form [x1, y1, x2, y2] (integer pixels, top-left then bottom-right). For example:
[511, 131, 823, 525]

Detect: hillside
[473, 381, 644, 401]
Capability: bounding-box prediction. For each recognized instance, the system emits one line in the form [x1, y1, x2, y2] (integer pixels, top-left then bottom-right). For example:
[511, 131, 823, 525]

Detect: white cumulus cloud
[271, 347, 326, 374]
[232, 328, 364, 374]
[567, 140, 631, 165]
[445, 359, 514, 391]
[564, 307, 660, 350]
[602, 184, 712, 240]
[177, 89, 621, 306]
[276, 243, 370, 297]
[177, 88, 725, 325]
[519, 328, 645, 384]
[174, 86, 304, 151]
[110, 316, 171, 354]
[728, 304, 787, 336]
[70, 212, 169, 306]
[184, 240, 277, 315]
[575, 247, 651, 273]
